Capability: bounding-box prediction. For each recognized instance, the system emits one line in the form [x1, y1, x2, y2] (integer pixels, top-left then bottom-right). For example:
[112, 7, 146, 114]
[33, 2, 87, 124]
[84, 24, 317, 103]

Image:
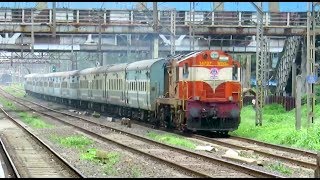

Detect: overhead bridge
[0, 8, 313, 35]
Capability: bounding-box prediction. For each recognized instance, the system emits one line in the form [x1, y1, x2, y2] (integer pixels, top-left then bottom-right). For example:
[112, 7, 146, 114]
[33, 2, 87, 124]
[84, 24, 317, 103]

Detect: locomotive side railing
[0, 8, 313, 28]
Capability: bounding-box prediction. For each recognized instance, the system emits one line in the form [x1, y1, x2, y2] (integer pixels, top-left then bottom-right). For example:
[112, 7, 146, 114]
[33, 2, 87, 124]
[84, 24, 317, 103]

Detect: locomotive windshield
[232, 63, 238, 80]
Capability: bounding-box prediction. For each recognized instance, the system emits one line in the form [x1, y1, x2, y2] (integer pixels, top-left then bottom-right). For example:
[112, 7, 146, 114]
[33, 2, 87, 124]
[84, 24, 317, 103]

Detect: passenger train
[24, 50, 242, 134]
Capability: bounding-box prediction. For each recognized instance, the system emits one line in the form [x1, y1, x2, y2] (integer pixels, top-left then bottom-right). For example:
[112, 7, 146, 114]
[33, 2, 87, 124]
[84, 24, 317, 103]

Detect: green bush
[232, 103, 320, 151]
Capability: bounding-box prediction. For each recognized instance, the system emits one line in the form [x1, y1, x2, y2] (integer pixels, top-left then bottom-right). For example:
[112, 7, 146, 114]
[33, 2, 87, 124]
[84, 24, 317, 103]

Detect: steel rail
[0, 105, 85, 178]
[0, 89, 283, 178]
[0, 138, 20, 178]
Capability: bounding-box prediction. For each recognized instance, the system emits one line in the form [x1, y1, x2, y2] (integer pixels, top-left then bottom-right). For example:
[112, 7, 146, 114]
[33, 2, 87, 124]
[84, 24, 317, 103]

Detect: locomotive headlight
[228, 96, 233, 101]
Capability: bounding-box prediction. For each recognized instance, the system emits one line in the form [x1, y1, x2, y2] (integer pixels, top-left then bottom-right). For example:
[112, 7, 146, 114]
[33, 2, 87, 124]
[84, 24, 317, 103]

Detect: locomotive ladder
[275, 36, 301, 95]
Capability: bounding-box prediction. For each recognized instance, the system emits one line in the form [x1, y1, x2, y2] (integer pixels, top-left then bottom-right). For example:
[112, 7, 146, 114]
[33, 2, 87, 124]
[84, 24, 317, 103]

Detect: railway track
[0, 88, 282, 178]
[0, 138, 19, 178]
[193, 134, 317, 169]
[0, 103, 85, 178]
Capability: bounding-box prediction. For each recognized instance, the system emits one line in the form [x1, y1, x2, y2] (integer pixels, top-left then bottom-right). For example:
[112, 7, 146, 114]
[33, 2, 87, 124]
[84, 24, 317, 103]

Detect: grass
[146, 132, 197, 149]
[0, 89, 52, 129]
[231, 103, 320, 151]
[267, 162, 293, 175]
[0, 96, 17, 110]
[18, 112, 53, 129]
[53, 135, 93, 149]
[2, 83, 26, 98]
[81, 148, 121, 176]
[131, 166, 141, 178]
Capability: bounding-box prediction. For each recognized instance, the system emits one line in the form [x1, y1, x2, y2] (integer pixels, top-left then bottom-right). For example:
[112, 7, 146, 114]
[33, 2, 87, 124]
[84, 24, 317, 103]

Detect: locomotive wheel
[219, 131, 229, 137]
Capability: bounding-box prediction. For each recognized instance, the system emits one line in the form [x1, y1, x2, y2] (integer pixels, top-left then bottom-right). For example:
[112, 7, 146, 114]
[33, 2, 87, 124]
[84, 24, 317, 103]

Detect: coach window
[183, 63, 189, 76]
[138, 82, 141, 91]
[232, 63, 238, 80]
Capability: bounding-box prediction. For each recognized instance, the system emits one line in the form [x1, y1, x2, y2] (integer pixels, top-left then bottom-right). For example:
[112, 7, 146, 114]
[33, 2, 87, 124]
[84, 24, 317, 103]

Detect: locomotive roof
[126, 58, 165, 70]
[176, 51, 201, 63]
[24, 73, 39, 78]
[43, 70, 80, 77]
[95, 65, 114, 73]
[78, 65, 115, 75]
[107, 63, 128, 72]
[78, 67, 99, 75]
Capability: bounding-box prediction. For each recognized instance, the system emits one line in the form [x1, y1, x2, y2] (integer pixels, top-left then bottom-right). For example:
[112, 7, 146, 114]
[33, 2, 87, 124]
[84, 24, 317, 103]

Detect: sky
[0, 2, 311, 12]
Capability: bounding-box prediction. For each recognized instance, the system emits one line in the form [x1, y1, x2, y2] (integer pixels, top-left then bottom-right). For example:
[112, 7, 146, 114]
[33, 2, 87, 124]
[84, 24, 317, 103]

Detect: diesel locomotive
[24, 50, 242, 134]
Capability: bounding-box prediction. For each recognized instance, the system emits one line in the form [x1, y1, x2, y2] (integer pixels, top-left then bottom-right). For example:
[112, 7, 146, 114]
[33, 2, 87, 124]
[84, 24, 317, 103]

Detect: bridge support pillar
[246, 54, 252, 89]
[152, 35, 159, 59]
[103, 53, 108, 66]
[292, 62, 297, 97]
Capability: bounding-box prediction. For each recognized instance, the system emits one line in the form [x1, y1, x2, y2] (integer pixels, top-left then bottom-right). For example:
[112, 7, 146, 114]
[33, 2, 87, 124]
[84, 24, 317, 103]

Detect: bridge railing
[0, 8, 312, 28]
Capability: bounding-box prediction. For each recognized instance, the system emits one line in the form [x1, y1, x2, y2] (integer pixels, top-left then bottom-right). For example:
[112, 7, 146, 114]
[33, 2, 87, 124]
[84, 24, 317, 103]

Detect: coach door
[88, 78, 92, 99]
[103, 74, 107, 99]
[150, 80, 159, 110]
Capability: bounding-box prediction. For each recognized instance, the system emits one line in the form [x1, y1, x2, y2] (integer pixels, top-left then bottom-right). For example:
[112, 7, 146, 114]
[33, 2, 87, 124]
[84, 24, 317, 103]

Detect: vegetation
[131, 166, 141, 178]
[81, 148, 121, 176]
[231, 103, 320, 151]
[2, 83, 26, 98]
[0, 96, 17, 110]
[267, 162, 293, 175]
[18, 112, 53, 129]
[146, 132, 197, 149]
[0, 90, 52, 128]
[53, 135, 93, 149]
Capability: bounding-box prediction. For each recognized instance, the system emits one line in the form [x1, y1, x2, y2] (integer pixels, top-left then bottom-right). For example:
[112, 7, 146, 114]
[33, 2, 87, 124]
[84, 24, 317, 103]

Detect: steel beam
[306, 2, 318, 126]
[252, 2, 264, 126]
[275, 36, 301, 95]
[170, 10, 176, 55]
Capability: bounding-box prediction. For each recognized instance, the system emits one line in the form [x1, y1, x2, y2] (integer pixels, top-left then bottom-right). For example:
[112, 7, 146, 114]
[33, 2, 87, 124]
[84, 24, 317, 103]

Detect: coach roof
[126, 58, 165, 71]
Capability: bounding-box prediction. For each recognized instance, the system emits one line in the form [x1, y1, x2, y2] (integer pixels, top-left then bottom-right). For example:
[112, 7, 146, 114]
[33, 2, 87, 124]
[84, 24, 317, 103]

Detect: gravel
[23, 95, 315, 177]
[1, 96, 191, 178]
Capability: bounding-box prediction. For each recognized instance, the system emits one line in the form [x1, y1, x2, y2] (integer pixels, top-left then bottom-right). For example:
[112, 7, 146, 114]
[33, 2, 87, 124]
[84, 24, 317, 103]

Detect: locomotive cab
[157, 50, 242, 133]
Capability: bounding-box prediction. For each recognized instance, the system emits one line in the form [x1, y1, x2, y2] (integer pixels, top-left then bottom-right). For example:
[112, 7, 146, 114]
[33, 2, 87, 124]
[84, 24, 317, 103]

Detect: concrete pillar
[246, 54, 252, 88]
[152, 2, 159, 59]
[152, 37, 159, 59]
[103, 53, 108, 65]
[295, 75, 302, 130]
[292, 62, 297, 97]
[269, 2, 279, 12]
[52, 2, 56, 38]
[301, 40, 307, 94]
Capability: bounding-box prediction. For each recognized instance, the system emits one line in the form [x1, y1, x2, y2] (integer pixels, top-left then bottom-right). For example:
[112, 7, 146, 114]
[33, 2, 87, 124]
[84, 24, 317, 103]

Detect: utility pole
[306, 2, 318, 126]
[296, 75, 302, 130]
[192, 2, 195, 51]
[251, 2, 264, 126]
[152, 2, 159, 58]
[52, 2, 56, 38]
[188, 2, 195, 51]
[170, 9, 176, 55]
[31, 9, 34, 54]
[98, 11, 103, 66]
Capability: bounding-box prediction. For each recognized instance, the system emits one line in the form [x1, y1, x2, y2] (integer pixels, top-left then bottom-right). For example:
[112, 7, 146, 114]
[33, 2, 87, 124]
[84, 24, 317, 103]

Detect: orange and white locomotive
[156, 50, 241, 133]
